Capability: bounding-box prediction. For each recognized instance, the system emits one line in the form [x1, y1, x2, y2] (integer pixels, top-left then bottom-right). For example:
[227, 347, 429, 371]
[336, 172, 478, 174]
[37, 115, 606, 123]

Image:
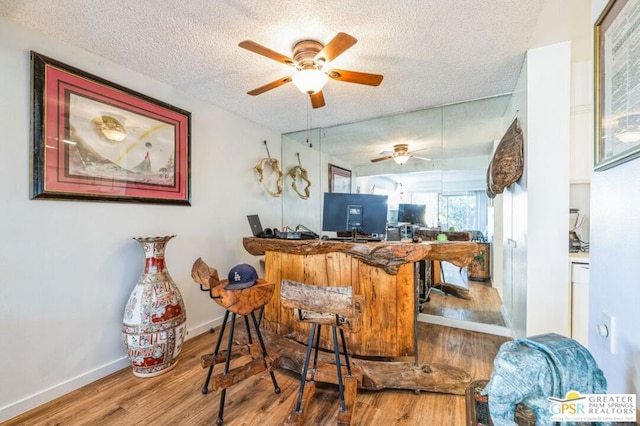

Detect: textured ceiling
[0, 0, 545, 135]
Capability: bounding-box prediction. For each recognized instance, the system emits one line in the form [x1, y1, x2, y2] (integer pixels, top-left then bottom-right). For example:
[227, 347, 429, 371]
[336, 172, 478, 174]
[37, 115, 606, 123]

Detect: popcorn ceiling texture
[0, 0, 544, 134]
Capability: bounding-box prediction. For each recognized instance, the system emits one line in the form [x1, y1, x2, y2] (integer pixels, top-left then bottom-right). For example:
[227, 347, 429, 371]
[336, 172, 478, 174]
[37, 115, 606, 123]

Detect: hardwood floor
[6, 280, 510, 426]
[422, 262, 505, 327]
[423, 281, 505, 326]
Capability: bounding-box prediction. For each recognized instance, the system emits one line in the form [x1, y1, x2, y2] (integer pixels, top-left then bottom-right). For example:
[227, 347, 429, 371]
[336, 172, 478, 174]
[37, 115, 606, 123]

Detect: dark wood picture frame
[30, 51, 191, 204]
[594, 0, 640, 170]
[328, 164, 352, 193]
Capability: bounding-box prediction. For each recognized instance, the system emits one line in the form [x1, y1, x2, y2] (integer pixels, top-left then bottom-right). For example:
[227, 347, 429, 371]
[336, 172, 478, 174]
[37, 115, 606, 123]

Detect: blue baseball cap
[224, 264, 259, 290]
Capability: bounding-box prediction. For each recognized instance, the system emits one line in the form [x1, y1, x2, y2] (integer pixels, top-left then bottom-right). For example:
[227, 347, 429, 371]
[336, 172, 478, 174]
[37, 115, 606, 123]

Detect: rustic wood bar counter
[241, 237, 480, 395]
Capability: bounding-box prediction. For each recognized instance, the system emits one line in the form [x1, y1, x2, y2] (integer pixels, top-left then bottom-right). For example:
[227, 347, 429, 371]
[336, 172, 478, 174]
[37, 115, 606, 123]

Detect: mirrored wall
[280, 95, 512, 329]
[281, 94, 512, 239]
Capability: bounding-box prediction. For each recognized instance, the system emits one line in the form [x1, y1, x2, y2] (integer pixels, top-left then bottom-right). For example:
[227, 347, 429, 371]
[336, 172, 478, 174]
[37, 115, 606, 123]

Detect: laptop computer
[247, 214, 264, 237]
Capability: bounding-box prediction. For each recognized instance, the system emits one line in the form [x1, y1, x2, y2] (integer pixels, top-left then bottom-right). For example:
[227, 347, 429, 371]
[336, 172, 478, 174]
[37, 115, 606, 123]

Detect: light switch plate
[600, 311, 616, 354]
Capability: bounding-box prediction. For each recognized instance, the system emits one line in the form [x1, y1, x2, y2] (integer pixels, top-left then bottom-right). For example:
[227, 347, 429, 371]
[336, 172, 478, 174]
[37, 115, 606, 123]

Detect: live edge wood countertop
[242, 237, 479, 275]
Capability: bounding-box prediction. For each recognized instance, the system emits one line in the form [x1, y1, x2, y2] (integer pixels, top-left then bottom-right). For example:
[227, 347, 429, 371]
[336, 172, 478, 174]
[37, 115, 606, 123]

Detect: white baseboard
[187, 316, 223, 339]
[418, 313, 514, 338]
[0, 357, 130, 423]
[0, 316, 224, 423]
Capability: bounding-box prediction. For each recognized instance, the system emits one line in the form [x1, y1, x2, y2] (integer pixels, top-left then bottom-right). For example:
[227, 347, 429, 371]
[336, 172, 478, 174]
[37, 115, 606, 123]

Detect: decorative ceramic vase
[122, 235, 187, 377]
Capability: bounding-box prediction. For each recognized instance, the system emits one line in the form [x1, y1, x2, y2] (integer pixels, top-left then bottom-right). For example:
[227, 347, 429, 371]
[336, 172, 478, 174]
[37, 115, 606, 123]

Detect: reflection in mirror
[282, 95, 511, 233]
[280, 128, 323, 233]
[281, 95, 512, 328]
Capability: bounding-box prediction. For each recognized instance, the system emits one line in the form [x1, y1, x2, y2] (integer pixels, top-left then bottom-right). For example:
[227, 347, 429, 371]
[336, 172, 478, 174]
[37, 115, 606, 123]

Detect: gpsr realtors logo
[548, 390, 636, 422]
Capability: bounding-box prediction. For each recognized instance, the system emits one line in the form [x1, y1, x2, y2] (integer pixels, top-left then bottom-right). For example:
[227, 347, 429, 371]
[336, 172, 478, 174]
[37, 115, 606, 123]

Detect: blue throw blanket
[484, 333, 608, 426]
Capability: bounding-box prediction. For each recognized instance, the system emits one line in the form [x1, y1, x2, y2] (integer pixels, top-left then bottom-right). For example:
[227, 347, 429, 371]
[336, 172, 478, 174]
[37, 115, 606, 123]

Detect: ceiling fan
[370, 144, 431, 165]
[239, 32, 383, 109]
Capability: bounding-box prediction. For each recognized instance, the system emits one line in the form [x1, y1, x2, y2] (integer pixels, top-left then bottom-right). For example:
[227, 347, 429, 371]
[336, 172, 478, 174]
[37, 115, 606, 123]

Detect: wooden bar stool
[280, 279, 363, 426]
[191, 259, 280, 426]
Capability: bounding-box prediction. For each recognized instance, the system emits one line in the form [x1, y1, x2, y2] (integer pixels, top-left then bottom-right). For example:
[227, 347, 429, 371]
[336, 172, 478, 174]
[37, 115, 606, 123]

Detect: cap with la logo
[224, 264, 259, 290]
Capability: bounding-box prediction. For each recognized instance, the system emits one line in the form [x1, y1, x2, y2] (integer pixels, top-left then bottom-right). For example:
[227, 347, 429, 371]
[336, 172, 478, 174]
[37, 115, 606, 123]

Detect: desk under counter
[242, 237, 479, 394]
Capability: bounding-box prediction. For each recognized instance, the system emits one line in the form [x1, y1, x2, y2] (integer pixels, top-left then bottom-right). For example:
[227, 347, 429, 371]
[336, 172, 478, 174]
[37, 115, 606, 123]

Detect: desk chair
[280, 280, 363, 426]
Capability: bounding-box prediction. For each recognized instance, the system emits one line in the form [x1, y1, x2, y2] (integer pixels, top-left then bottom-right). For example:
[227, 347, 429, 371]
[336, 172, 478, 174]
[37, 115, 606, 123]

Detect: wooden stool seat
[210, 278, 275, 315]
[280, 280, 363, 426]
[191, 258, 280, 426]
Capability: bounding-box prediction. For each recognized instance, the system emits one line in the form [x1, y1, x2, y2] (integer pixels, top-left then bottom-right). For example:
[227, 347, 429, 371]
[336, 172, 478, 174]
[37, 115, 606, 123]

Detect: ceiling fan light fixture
[292, 68, 328, 95]
[615, 113, 640, 143]
[95, 115, 127, 141]
[101, 129, 128, 142]
[394, 155, 410, 165]
[616, 130, 640, 143]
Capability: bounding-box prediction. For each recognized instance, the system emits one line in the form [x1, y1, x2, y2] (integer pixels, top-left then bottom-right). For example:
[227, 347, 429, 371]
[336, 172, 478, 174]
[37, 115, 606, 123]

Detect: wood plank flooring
[423, 281, 505, 326]
[6, 279, 510, 426]
[423, 262, 505, 327]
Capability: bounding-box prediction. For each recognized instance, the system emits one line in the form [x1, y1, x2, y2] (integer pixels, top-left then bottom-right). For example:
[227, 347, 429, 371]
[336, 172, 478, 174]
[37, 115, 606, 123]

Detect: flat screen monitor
[397, 203, 426, 225]
[322, 193, 388, 236]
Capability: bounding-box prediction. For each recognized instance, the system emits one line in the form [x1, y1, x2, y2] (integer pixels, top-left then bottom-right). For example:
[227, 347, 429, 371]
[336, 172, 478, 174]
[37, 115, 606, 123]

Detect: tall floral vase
[122, 235, 187, 377]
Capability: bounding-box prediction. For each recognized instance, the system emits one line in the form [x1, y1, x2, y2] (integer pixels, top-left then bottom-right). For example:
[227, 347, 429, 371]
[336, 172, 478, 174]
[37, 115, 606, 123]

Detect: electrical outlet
[598, 312, 616, 354]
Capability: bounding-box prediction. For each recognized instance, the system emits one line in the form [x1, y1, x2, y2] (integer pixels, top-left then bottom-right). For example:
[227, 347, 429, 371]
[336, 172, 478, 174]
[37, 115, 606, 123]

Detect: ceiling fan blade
[407, 147, 429, 154]
[315, 32, 357, 63]
[371, 155, 393, 163]
[327, 69, 383, 86]
[239, 40, 296, 66]
[310, 91, 325, 109]
[412, 156, 432, 161]
[247, 76, 292, 96]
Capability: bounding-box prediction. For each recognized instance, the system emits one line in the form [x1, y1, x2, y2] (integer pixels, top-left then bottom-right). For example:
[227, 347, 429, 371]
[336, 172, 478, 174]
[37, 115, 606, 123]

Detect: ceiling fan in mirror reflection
[370, 144, 431, 165]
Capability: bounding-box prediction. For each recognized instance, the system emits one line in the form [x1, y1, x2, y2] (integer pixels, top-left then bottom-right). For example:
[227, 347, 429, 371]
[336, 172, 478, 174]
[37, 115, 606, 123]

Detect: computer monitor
[397, 203, 426, 225]
[322, 192, 388, 236]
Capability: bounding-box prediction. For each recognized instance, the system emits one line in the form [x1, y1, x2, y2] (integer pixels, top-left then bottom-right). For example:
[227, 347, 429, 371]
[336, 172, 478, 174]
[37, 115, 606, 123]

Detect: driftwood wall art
[287, 153, 311, 200]
[486, 118, 524, 197]
[254, 140, 283, 197]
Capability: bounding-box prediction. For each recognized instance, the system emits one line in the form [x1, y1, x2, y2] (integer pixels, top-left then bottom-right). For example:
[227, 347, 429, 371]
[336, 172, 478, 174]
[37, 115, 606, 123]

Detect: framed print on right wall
[595, 0, 640, 170]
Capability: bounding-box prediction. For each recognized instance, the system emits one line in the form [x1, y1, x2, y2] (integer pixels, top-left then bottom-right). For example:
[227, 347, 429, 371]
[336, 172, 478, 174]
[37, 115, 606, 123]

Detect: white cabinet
[570, 260, 590, 346]
[569, 61, 593, 183]
[570, 107, 593, 182]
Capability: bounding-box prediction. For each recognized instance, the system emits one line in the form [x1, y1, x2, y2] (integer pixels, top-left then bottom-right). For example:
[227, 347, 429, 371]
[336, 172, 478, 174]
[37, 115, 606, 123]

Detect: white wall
[588, 0, 640, 409]
[499, 41, 571, 339]
[525, 42, 571, 336]
[0, 17, 282, 422]
[569, 59, 594, 244]
[499, 61, 527, 336]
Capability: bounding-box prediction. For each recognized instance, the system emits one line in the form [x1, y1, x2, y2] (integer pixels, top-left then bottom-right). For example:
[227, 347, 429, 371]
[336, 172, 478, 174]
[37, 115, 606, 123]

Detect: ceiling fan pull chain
[306, 102, 313, 148]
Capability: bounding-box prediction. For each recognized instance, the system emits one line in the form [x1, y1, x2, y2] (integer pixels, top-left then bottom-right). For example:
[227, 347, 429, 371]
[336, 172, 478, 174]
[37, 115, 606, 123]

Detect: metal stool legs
[216, 312, 238, 425]
[293, 322, 352, 416]
[250, 311, 280, 393]
[294, 323, 318, 413]
[332, 326, 346, 412]
[204, 311, 280, 426]
[281, 280, 361, 425]
[202, 310, 230, 394]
